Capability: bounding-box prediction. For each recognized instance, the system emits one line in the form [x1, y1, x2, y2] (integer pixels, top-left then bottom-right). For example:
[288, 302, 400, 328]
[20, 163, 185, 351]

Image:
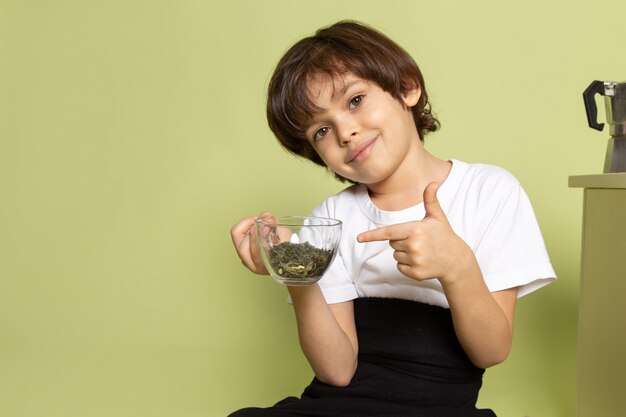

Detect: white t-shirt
[308, 159, 556, 308]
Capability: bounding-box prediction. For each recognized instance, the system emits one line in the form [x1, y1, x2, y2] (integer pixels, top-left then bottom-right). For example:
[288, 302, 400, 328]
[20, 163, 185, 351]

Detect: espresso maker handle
[583, 80, 606, 131]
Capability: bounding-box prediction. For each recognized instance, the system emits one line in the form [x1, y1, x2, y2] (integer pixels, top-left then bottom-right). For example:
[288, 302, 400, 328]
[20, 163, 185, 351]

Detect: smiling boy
[229, 20, 556, 417]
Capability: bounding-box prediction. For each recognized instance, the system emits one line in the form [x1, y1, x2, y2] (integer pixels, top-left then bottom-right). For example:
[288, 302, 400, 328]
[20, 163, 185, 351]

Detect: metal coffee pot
[583, 80, 626, 173]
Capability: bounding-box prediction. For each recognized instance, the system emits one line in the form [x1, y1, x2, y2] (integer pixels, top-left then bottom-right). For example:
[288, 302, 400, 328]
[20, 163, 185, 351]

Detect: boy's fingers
[230, 216, 258, 246]
[258, 211, 274, 221]
[357, 224, 408, 243]
[358, 183, 449, 244]
[423, 182, 446, 221]
[230, 216, 270, 274]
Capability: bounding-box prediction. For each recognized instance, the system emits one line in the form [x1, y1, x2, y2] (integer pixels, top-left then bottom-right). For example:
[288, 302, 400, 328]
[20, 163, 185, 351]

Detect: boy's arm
[288, 285, 358, 386]
[231, 214, 359, 385]
[439, 249, 518, 368]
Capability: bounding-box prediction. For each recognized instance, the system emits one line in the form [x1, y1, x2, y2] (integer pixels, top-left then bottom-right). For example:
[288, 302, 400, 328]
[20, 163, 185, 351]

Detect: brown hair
[266, 20, 440, 183]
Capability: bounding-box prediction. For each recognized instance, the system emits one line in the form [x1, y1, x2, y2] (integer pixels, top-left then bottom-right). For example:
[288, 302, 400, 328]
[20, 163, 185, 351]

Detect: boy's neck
[367, 152, 451, 212]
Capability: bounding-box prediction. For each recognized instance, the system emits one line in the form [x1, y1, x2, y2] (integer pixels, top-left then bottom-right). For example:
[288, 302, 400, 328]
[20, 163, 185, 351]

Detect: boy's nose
[337, 120, 360, 146]
[339, 131, 358, 146]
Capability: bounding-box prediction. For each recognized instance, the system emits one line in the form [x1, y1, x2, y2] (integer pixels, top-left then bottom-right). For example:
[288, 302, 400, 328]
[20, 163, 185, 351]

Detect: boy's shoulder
[448, 160, 526, 210]
[453, 159, 521, 190]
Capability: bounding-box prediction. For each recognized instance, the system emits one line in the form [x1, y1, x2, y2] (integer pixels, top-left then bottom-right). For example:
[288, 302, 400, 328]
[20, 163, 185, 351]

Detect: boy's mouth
[346, 137, 378, 163]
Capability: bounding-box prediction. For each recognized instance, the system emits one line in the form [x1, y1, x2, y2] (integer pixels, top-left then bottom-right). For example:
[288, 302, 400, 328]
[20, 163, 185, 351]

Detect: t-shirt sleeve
[472, 175, 556, 297]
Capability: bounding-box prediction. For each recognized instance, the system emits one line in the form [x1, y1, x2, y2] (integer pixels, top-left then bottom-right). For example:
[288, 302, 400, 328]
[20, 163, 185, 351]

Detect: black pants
[229, 298, 496, 417]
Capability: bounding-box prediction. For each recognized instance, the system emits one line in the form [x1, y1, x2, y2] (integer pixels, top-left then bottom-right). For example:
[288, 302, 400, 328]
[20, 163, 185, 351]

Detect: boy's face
[304, 72, 422, 187]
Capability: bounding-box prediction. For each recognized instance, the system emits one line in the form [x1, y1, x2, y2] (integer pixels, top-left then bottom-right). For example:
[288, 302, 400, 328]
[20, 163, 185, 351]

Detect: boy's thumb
[423, 182, 445, 220]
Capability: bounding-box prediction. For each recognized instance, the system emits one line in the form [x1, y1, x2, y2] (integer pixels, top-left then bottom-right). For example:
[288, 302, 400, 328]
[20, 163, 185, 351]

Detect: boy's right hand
[230, 212, 272, 275]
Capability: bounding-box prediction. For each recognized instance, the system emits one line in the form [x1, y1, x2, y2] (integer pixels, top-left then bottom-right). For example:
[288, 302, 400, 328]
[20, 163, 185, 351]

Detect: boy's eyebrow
[304, 79, 366, 129]
[333, 80, 361, 98]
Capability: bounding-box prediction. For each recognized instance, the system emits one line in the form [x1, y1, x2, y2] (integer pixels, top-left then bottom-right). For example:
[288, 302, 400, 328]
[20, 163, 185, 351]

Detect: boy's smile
[304, 72, 424, 192]
[345, 136, 378, 164]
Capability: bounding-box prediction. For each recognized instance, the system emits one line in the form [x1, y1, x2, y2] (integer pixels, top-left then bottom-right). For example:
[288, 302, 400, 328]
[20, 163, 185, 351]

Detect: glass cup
[255, 216, 342, 286]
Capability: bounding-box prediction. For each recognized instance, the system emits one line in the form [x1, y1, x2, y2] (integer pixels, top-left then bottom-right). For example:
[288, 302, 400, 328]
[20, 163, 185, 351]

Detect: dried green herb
[268, 241, 332, 279]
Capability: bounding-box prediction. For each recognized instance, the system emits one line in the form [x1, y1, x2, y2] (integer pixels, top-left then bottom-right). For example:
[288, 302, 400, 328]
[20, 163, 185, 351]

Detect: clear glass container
[255, 216, 342, 286]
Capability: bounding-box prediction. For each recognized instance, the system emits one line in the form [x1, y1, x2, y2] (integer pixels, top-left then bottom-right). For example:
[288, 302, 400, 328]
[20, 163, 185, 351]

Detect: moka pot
[583, 80, 626, 173]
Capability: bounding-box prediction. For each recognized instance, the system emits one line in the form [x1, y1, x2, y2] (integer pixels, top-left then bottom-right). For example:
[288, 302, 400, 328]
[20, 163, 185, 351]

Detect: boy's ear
[402, 84, 421, 107]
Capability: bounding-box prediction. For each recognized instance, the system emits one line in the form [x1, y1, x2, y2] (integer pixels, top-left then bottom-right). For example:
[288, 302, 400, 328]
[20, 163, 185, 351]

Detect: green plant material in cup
[268, 241, 332, 279]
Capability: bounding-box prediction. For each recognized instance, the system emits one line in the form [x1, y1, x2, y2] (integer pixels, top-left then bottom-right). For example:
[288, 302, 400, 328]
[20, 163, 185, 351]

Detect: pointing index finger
[357, 224, 409, 243]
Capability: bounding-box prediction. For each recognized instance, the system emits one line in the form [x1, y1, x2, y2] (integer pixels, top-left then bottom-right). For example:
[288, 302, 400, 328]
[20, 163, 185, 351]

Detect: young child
[229, 20, 555, 417]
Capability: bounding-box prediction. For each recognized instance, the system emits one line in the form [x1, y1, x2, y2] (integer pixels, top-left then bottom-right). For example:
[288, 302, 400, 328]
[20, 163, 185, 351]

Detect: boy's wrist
[439, 242, 481, 290]
[287, 283, 323, 302]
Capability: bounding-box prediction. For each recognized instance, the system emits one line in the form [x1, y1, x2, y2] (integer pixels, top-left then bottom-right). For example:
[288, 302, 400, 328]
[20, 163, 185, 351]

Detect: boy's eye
[313, 127, 330, 141]
[349, 95, 364, 109]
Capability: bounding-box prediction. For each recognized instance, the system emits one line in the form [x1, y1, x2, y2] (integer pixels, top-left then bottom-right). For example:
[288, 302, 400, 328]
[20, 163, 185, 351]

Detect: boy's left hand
[357, 182, 472, 284]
